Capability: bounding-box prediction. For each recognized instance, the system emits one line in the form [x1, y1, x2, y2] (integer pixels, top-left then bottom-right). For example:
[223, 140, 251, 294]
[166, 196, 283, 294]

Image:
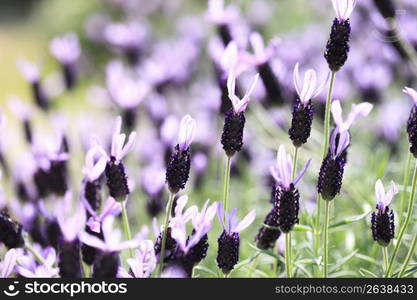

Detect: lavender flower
[57, 204, 86, 278]
[373, 0, 396, 19]
[16, 59, 49, 110]
[289, 63, 328, 147]
[17, 246, 59, 278]
[100, 116, 136, 201]
[80, 216, 141, 278]
[206, 0, 239, 46]
[255, 207, 281, 250]
[119, 240, 156, 278]
[245, 32, 283, 104]
[216, 203, 256, 274]
[269, 145, 311, 233]
[324, 0, 356, 72]
[317, 127, 350, 201]
[403, 87, 417, 158]
[371, 180, 397, 246]
[0, 249, 17, 278]
[82, 146, 107, 213]
[221, 70, 259, 157]
[49, 33, 81, 90]
[166, 115, 196, 194]
[0, 210, 24, 249]
[8, 96, 33, 144]
[142, 165, 165, 217]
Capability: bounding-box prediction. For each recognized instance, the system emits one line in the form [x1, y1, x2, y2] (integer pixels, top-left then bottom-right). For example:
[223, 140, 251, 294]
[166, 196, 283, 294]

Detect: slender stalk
[400, 152, 412, 224]
[25, 242, 47, 265]
[323, 200, 331, 278]
[292, 147, 299, 180]
[121, 200, 134, 258]
[386, 160, 417, 277]
[285, 233, 292, 278]
[222, 156, 232, 214]
[398, 232, 417, 277]
[382, 247, 389, 274]
[315, 71, 336, 259]
[246, 252, 261, 278]
[158, 192, 175, 277]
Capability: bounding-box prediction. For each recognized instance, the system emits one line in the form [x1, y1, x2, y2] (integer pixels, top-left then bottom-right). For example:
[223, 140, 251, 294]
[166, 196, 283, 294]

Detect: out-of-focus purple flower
[84, 197, 121, 234]
[331, 99, 373, 131]
[206, 0, 239, 25]
[8, 96, 33, 144]
[82, 146, 107, 183]
[293, 63, 329, 105]
[243, 32, 279, 66]
[0, 249, 17, 278]
[50, 33, 80, 65]
[227, 70, 259, 114]
[17, 247, 58, 278]
[270, 145, 311, 191]
[119, 240, 156, 278]
[17, 59, 40, 83]
[104, 21, 148, 64]
[332, 0, 356, 22]
[57, 204, 86, 242]
[80, 216, 140, 252]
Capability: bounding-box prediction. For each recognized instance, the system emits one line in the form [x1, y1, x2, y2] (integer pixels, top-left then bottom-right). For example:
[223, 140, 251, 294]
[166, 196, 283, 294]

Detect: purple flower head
[270, 145, 311, 190]
[17, 59, 40, 83]
[106, 60, 150, 109]
[104, 21, 148, 50]
[403, 87, 417, 104]
[84, 197, 121, 233]
[332, 0, 356, 22]
[99, 116, 136, 164]
[82, 145, 107, 182]
[57, 202, 86, 242]
[227, 69, 259, 114]
[119, 240, 156, 278]
[8, 96, 31, 121]
[375, 179, 398, 213]
[142, 164, 165, 196]
[217, 202, 256, 235]
[206, 0, 239, 25]
[49, 33, 80, 65]
[80, 215, 140, 252]
[244, 32, 279, 66]
[331, 100, 373, 132]
[1, 249, 17, 278]
[16, 247, 58, 278]
[178, 115, 196, 151]
[293, 62, 329, 105]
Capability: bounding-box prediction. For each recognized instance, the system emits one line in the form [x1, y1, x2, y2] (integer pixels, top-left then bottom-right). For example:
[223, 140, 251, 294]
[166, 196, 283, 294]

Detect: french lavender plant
[316, 0, 356, 262]
[371, 179, 397, 274]
[118, 240, 156, 278]
[49, 33, 81, 90]
[159, 115, 196, 275]
[385, 87, 417, 277]
[216, 202, 256, 276]
[268, 145, 310, 277]
[98, 116, 136, 257]
[221, 69, 259, 215]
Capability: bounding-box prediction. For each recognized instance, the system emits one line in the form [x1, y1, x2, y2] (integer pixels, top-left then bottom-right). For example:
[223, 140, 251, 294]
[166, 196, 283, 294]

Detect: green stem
[323, 200, 331, 278]
[285, 232, 292, 278]
[223, 156, 232, 214]
[398, 232, 417, 277]
[400, 153, 412, 224]
[292, 147, 299, 180]
[246, 252, 261, 278]
[121, 200, 134, 258]
[315, 71, 336, 261]
[25, 242, 47, 266]
[382, 246, 389, 274]
[386, 160, 417, 277]
[158, 192, 175, 277]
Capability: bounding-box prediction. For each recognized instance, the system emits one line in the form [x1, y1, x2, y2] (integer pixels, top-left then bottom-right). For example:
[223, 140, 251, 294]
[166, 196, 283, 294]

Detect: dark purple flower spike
[371, 180, 397, 246]
[404, 88, 417, 158]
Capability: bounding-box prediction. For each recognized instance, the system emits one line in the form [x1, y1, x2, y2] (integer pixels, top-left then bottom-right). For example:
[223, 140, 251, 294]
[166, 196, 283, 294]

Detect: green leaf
[330, 249, 358, 273]
[248, 243, 282, 261]
[293, 224, 313, 232]
[329, 212, 370, 229]
[355, 253, 378, 265]
[359, 268, 378, 278]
